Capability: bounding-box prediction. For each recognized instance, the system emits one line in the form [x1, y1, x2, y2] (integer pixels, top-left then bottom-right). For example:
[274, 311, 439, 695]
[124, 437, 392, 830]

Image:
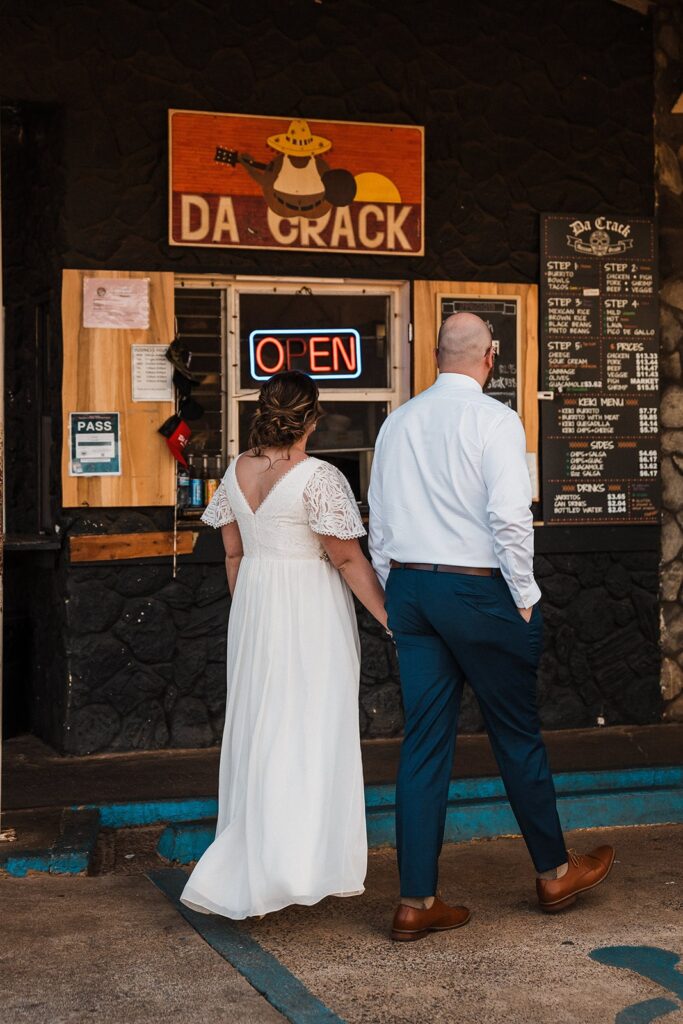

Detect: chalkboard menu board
[540, 214, 659, 524]
[439, 294, 520, 410]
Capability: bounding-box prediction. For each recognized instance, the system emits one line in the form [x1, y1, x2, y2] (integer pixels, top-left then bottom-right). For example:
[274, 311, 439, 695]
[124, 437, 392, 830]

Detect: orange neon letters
[255, 336, 285, 374]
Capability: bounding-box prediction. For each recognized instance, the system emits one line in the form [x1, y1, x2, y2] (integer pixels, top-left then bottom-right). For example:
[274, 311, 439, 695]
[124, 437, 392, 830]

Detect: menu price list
[541, 214, 659, 524]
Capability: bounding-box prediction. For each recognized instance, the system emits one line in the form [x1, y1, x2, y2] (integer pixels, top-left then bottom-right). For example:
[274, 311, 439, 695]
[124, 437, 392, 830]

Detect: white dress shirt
[368, 372, 541, 609]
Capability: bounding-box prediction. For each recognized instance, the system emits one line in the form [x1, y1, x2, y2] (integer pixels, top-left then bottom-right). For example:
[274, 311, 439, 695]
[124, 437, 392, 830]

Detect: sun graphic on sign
[214, 119, 402, 221]
[354, 172, 402, 203]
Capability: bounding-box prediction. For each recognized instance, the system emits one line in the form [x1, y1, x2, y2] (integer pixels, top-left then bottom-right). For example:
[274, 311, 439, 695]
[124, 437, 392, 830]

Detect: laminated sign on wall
[83, 277, 150, 329]
[168, 110, 424, 255]
[69, 413, 121, 477]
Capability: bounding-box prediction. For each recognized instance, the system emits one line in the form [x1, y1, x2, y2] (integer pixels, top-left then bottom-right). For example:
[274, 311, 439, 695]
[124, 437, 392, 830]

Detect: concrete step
[156, 764, 683, 865]
[0, 807, 99, 877]
[4, 764, 682, 876]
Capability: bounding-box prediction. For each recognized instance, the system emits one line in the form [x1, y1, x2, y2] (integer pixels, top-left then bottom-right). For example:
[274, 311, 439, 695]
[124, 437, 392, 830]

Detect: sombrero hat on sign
[267, 119, 332, 156]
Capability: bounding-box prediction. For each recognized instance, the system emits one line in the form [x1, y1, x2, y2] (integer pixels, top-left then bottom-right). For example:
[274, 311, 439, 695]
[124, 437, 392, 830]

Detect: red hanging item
[158, 414, 192, 467]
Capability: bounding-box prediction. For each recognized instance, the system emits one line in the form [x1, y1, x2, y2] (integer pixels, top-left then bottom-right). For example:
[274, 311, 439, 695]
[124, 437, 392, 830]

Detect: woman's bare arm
[220, 521, 244, 596]
[318, 535, 388, 629]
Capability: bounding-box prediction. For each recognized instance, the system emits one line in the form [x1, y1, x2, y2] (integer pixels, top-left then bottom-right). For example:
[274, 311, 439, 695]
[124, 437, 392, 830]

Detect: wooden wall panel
[70, 531, 196, 562]
[413, 280, 539, 489]
[61, 269, 176, 508]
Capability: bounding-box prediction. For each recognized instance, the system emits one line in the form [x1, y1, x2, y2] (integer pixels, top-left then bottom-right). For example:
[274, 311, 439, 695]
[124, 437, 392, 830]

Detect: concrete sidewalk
[2, 824, 682, 1024]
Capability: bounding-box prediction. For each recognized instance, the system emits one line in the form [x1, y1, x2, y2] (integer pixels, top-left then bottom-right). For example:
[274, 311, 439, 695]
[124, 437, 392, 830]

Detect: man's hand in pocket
[517, 606, 533, 623]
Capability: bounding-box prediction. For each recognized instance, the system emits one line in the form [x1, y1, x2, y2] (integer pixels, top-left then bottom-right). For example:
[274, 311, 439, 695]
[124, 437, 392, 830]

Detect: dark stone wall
[0, 0, 653, 283]
[0, 0, 663, 751]
[57, 546, 659, 755]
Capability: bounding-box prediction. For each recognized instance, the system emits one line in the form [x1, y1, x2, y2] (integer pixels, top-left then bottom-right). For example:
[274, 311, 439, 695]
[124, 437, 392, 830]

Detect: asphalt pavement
[2, 823, 682, 1024]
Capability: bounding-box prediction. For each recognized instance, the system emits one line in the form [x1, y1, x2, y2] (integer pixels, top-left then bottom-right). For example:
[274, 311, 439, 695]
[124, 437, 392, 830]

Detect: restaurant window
[175, 277, 409, 509]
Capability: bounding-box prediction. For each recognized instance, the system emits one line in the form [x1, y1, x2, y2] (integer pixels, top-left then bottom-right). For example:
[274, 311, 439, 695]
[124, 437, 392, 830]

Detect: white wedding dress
[180, 455, 368, 920]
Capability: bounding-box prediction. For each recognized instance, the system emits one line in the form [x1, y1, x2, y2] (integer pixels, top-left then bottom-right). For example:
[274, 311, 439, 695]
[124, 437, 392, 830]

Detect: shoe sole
[539, 850, 616, 913]
[391, 911, 472, 942]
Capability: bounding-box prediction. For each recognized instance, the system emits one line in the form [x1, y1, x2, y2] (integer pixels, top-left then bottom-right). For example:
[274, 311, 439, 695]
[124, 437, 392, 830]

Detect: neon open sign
[249, 329, 362, 382]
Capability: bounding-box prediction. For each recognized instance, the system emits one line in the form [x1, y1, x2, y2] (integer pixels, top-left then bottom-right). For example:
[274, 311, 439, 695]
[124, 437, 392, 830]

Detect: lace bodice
[201, 457, 365, 560]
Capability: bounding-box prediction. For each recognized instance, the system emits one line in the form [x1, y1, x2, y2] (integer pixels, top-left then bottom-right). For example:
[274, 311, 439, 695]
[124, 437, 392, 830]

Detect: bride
[181, 370, 388, 920]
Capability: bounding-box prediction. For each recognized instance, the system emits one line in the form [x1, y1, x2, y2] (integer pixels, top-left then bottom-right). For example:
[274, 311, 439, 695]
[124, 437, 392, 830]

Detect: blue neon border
[248, 328, 363, 382]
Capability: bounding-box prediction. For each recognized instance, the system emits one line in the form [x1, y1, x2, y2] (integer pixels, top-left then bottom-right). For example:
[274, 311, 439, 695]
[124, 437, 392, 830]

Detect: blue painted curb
[154, 765, 683, 864]
[148, 868, 346, 1023]
[0, 808, 99, 878]
[6, 765, 681, 875]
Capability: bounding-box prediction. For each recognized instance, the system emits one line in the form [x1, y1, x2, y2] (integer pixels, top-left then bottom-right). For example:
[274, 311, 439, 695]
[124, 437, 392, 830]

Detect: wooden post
[0, 149, 16, 844]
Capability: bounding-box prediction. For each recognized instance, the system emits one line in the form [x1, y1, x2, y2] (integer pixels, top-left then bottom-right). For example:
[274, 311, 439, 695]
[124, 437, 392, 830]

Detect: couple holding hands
[181, 312, 614, 940]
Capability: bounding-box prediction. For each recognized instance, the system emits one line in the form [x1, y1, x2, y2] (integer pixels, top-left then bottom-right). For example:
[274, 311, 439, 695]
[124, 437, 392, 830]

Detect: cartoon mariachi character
[215, 119, 357, 220]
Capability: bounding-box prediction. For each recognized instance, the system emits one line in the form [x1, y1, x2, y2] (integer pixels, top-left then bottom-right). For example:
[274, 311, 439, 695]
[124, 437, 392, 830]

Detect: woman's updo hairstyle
[249, 370, 324, 456]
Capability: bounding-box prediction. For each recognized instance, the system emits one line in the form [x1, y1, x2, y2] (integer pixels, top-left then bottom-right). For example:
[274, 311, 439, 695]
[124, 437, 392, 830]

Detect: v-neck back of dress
[233, 455, 313, 516]
[226, 456, 324, 561]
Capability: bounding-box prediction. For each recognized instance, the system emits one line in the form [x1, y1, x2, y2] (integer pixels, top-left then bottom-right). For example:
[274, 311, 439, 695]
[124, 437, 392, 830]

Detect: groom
[368, 312, 614, 942]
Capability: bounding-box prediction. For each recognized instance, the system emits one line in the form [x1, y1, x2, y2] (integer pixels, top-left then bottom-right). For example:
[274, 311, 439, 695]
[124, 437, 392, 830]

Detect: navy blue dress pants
[385, 567, 567, 897]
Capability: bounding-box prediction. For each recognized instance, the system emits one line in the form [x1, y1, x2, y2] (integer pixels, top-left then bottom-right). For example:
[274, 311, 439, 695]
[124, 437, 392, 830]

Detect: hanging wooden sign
[168, 110, 424, 256]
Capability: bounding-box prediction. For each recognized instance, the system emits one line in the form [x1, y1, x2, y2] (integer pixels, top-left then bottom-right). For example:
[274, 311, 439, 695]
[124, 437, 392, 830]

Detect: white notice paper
[83, 277, 150, 329]
[131, 345, 174, 402]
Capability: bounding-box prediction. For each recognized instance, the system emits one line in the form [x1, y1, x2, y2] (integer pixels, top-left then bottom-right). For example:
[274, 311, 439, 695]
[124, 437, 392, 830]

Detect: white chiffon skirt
[180, 555, 368, 920]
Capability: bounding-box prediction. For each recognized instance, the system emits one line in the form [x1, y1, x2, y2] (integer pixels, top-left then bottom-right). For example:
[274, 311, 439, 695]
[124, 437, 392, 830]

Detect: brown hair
[249, 371, 324, 456]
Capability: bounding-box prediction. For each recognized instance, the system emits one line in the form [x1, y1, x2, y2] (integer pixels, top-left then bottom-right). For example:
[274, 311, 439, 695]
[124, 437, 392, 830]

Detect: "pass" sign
[248, 329, 362, 381]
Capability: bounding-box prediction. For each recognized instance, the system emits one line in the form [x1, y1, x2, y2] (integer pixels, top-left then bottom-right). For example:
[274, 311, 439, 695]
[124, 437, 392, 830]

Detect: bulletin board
[61, 269, 176, 507]
[413, 280, 540, 499]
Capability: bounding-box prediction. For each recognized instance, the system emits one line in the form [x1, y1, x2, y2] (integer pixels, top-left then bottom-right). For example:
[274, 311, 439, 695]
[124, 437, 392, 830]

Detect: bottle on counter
[188, 454, 204, 508]
[201, 454, 210, 506]
[205, 455, 221, 504]
[177, 462, 190, 510]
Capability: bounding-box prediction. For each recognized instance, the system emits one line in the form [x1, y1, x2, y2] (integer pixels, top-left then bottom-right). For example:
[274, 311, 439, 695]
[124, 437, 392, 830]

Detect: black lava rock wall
[57, 546, 659, 754]
[0, 0, 662, 751]
[0, 0, 654, 285]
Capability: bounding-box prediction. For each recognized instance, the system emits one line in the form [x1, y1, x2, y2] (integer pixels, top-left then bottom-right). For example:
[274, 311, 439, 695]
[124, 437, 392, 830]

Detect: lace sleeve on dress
[303, 463, 366, 540]
[200, 478, 236, 528]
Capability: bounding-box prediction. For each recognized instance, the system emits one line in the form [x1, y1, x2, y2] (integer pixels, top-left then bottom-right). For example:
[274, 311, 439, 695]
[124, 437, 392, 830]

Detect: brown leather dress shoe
[391, 898, 471, 942]
[537, 845, 615, 913]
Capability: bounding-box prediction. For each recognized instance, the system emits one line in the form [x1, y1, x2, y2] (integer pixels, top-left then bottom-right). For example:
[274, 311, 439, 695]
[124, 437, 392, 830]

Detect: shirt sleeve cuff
[372, 557, 390, 588]
[506, 578, 542, 609]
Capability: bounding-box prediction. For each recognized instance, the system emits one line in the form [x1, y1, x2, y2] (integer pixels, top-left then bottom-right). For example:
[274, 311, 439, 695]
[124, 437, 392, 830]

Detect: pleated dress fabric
[180, 456, 368, 920]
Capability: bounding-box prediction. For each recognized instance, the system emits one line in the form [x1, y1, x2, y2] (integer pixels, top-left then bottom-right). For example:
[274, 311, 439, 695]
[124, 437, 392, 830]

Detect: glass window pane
[238, 292, 391, 391]
[238, 400, 387, 453]
[310, 400, 388, 452]
[237, 399, 387, 503]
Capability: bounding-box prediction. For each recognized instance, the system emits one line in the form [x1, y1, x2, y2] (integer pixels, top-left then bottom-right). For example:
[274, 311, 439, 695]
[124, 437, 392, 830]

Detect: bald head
[437, 313, 492, 375]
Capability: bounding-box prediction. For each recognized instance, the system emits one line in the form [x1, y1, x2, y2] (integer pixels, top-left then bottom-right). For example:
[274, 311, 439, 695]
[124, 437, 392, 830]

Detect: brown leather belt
[390, 560, 501, 577]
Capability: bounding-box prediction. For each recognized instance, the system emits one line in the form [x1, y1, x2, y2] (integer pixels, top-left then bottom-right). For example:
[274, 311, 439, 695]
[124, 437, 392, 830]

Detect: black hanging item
[179, 395, 205, 421]
[165, 336, 206, 384]
[173, 368, 194, 397]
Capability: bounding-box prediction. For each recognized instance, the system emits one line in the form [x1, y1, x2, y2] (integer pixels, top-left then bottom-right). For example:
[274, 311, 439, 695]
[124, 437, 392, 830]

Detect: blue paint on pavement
[590, 947, 683, 1001]
[590, 946, 683, 1023]
[148, 868, 346, 1024]
[615, 998, 679, 1023]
